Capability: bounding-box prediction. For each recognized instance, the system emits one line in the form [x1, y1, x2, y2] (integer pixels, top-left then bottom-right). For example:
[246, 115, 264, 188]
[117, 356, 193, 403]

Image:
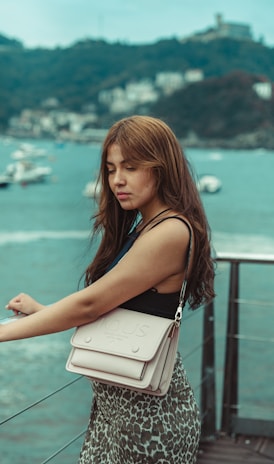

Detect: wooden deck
[198, 435, 274, 463]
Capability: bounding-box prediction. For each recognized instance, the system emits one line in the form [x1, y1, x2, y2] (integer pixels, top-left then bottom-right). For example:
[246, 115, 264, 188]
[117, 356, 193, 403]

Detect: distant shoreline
[181, 129, 274, 150]
[1, 128, 274, 151]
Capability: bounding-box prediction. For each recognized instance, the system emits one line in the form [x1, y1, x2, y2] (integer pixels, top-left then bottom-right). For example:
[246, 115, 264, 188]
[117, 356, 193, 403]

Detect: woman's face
[106, 143, 159, 212]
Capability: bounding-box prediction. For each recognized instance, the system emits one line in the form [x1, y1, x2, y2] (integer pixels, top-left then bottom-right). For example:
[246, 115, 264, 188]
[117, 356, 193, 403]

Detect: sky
[0, 0, 274, 49]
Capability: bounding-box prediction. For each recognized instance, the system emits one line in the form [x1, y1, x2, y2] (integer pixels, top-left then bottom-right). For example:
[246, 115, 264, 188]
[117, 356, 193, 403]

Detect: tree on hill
[151, 71, 274, 139]
[0, 34, 23, 48]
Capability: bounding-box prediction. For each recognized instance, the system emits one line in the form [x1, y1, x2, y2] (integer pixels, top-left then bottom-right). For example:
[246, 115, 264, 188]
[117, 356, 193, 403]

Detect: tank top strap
[150, 215, 191, 231]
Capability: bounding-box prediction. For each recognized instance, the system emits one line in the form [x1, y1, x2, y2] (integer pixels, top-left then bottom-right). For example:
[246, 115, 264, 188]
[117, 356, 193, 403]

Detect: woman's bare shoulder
[145, 214, 192, 243]
[86, 216, 193, 315]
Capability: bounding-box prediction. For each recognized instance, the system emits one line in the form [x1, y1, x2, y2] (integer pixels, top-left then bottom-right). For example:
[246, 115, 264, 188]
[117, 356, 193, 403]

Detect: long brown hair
[85, 115, 215, 309]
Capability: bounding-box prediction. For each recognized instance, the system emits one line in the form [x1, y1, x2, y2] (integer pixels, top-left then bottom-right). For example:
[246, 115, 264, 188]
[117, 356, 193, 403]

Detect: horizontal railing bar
[40, 428, 86, 464]
[235, 334, 274, 343]
[223, 402, 274, 413]
[194, 374, 207, 392]
[226, 333, 274, 343]
[235, 299, 273, 307]
[216, 252, 274, 264]
[183, 334, 213, 361]
[0, 376, 82, 426]
[237, 403, 274, 412]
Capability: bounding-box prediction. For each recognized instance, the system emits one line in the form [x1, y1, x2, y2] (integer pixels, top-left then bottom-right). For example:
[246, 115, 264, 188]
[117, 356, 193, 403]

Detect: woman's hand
[6, 293, 45, 316]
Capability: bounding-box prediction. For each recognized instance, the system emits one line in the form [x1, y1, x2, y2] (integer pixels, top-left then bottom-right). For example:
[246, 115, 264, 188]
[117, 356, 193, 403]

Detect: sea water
[0, 138, 273, 463]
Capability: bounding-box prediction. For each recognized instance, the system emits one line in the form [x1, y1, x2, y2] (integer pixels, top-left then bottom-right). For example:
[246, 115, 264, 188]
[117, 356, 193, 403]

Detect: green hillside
[0, 34, 273, 144]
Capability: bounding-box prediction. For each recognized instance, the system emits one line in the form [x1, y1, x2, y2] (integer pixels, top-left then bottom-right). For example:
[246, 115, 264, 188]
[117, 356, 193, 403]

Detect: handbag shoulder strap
[150, 216, 193, 324]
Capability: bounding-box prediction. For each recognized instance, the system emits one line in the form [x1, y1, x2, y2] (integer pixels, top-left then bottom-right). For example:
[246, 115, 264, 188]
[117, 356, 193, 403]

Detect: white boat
[82, 180, 101, 198]
[5, 161, 52, 184]
[10, 143, 47, 161]
[0, 174, 12, 188]
[197, 175, 222, 194]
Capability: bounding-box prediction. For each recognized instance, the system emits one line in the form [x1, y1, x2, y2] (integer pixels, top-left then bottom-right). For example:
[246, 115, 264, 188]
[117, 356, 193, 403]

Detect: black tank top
[106, 217, 192, 319]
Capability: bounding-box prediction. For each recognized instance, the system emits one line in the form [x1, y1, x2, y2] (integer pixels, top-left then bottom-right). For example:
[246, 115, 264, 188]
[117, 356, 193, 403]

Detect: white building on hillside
[253, 82, 272, 100]
[155, 72, 184, 95]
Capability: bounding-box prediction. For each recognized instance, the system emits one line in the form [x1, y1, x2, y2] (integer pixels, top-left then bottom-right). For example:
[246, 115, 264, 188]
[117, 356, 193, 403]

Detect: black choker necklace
[138, 208, 172, 233]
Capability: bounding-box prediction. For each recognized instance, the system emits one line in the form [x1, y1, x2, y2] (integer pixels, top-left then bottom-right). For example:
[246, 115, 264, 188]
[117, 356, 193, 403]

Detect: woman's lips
[117, 192, 130, 200]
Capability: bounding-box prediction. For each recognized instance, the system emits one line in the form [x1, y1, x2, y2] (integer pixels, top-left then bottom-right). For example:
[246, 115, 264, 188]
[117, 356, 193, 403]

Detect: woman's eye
[126, 166, 135, 171]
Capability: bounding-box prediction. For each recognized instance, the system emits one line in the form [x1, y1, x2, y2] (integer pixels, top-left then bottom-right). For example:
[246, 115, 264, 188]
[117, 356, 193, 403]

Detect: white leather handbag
[66, 306, 182, 396]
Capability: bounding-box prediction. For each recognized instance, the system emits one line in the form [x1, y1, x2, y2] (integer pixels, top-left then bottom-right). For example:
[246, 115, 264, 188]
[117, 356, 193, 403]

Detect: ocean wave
[188, 150, 224, 162]
[212, 231, 274, 255]
[0, 230, 90, 245]
[0, 229, 273, 256]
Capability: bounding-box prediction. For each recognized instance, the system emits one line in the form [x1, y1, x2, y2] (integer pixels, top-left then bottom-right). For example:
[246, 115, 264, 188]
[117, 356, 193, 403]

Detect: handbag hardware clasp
[174, 304, 182, 328]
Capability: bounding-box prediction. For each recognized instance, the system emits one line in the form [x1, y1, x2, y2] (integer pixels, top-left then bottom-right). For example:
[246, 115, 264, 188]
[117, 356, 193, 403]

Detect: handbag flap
[70, 307, 175, 362]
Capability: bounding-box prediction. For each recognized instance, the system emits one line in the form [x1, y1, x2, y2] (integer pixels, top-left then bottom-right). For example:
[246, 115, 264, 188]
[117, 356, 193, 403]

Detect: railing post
[201, 300, 216, 439]
[221, 261, 239, 434]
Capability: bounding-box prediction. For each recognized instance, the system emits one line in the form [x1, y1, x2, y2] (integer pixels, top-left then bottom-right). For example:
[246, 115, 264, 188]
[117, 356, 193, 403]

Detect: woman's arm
[0, 218, 191, 342]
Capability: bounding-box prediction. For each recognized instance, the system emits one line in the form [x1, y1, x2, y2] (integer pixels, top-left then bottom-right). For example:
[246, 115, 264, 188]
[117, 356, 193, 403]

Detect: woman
[1, 115, 215, 463]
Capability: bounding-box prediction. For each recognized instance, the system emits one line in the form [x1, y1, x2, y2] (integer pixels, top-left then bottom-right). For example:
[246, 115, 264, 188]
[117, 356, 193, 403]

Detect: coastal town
[6, 71, 272, 148]
[6, 68, 204, 143]
[1, 14, 273, 148]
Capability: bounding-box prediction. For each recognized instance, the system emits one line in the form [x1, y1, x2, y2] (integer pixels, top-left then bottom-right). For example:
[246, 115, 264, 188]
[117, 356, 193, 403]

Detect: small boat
[82, 180, 101, 198]
[0, 174, 12, 188]
[196, 175, 222, 194]
[4, 161, 52, 184]
[10, 143, 47, 161]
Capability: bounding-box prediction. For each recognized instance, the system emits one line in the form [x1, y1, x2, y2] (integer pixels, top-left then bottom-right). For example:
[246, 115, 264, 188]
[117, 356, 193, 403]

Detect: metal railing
[200, 252, 274, 439]
[1, 251, 274, 461]
[218, 252, 274, 438]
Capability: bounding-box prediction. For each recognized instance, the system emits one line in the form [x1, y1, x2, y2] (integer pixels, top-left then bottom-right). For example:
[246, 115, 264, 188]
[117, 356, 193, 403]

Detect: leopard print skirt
[78, 353, 201, 464]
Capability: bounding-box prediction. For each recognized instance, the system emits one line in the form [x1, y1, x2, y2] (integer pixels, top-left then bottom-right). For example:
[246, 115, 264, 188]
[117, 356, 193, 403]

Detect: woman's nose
[113, 170, 125, 185]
